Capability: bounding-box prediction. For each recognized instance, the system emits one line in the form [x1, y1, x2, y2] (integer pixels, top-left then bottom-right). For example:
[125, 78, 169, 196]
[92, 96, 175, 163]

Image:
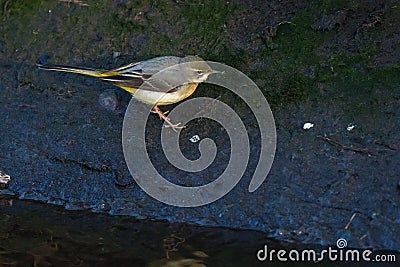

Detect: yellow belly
[118, 83, 199, 106]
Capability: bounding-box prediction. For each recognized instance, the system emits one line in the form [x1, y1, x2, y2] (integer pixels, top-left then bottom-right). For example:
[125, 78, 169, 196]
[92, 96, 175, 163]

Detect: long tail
[37, 54, 104, 78]
[36, 55, 133, 78]
[37, 63, 105, 77]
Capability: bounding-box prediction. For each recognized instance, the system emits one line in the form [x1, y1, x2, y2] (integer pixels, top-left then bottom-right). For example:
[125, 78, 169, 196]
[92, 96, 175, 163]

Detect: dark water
[0, 195, 397, 267]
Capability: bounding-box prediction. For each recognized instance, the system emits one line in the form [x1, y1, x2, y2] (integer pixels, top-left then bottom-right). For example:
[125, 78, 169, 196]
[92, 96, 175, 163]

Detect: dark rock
[311, 10, 348, 31]
[99, 89, 120, 112]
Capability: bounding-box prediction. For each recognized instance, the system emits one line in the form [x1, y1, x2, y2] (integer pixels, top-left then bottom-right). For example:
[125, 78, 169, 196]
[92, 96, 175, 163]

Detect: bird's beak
[210, 70, 224, 75]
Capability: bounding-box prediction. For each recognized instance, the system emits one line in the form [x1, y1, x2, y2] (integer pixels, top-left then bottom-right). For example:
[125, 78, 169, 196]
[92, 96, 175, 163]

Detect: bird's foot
[151, 106, 185, 131]
[164, 122, 185, 130]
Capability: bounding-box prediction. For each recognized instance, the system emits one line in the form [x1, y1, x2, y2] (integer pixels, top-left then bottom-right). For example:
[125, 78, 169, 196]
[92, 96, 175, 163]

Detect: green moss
[1, 0, 46, 17]
[171, 2, 235, 45]
[239, 3, 397, 112]
[241, 10, 328, 107]
[0, 0, 398, 117]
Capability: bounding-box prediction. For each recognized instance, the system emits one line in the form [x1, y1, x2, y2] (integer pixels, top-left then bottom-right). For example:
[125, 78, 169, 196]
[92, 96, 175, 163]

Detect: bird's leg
[151, 106, 185, 130]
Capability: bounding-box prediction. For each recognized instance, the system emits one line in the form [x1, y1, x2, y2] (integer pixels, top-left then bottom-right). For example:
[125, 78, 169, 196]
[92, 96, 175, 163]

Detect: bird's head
[180, 56, 222, 83]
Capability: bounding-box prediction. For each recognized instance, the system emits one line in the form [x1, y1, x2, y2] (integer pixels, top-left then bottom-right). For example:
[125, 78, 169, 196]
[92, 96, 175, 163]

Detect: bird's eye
[196, 70, 204, 75]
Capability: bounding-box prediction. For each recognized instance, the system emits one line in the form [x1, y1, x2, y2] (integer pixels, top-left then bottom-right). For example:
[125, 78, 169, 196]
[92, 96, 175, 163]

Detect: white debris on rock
[303, 122, 314, 130]
[0, 171, 11, 184]
[189, 135, 200, 143]
[347, 123, 356, 131]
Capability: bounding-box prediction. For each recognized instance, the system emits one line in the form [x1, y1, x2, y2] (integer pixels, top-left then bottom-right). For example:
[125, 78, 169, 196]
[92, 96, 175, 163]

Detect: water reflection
[0, 196, 397, 267]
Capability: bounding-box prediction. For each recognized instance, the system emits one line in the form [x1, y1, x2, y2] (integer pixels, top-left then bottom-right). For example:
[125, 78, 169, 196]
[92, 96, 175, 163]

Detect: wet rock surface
[0, 0, 399, 252]
[311, 10, 348, 31]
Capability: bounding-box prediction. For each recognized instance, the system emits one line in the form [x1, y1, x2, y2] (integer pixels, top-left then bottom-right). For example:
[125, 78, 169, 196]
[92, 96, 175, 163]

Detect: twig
[344, 212, 357, 230]
[114, 173, 136, 187]
[17, 103, 36, 108]
[3, 0, 10, 16]
[163, 234, 186, 259]
[318, 135, 376, 156]
[58, 0, 89, 6]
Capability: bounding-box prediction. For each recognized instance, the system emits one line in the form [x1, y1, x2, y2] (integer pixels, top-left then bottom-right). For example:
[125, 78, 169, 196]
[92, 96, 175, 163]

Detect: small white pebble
[347, 123, 356, 131]
[0, 171, 11, 184]
[303, 122, 314, 130]
[189, 135, 200, 143]
[48, 10, 52, 13]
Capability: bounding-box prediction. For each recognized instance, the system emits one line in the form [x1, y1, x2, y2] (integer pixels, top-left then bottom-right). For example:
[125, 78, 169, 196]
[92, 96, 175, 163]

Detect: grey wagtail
[37, 55, 220, 129]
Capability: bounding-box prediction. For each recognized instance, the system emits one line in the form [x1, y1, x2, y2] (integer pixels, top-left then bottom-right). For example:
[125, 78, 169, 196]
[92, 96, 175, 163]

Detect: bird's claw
[151, 107, 185, 131]
[164, 122, 186, 130]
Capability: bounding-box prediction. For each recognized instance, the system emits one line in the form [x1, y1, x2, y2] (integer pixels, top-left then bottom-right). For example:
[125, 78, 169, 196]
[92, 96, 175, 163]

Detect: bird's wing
[100, 56, 186, 93]
[101, 72, 183, 93]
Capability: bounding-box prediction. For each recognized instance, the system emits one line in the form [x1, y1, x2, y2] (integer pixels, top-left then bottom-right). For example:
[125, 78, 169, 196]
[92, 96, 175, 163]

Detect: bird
[37, 55, 220, 129]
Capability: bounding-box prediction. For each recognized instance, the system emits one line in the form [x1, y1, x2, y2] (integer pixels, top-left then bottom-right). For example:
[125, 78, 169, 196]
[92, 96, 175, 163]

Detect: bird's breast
[133, 83, 199, 106]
